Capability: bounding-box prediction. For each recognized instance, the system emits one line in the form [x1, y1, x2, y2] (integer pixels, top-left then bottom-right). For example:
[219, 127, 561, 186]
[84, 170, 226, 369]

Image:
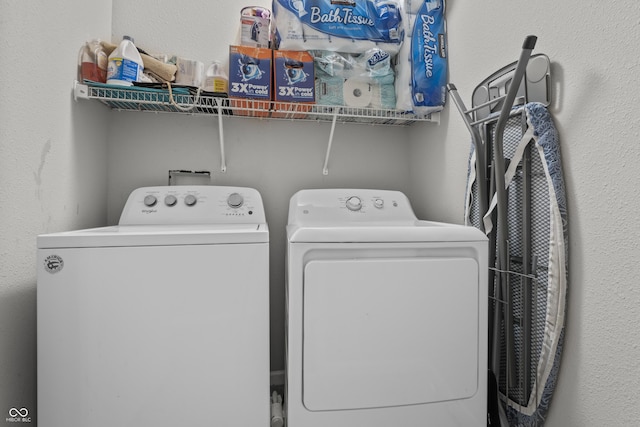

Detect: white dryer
[285, 189, 488, 427]
[37, 186, 269, 427]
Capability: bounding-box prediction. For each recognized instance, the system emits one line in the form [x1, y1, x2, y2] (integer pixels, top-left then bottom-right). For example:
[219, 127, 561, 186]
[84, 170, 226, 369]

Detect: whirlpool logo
[6, 407, 31, 423]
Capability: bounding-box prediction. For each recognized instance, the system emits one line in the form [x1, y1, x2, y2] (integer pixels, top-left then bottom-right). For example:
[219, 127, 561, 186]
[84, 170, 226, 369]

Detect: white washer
[37, 186, 269, 427]
[286, 189, 488, 427]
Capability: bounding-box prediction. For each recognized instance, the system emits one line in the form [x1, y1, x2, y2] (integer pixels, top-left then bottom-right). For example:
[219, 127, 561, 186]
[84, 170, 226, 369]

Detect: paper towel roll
[343, 78, 373, 107]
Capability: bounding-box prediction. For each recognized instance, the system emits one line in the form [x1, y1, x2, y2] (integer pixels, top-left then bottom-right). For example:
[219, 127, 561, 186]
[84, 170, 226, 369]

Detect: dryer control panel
[119, 186, 266, 225]
[288, 189, 418, 225]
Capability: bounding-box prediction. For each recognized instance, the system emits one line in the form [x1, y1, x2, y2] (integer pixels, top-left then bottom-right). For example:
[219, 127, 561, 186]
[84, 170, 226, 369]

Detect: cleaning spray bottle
[106, 35, 143, 86]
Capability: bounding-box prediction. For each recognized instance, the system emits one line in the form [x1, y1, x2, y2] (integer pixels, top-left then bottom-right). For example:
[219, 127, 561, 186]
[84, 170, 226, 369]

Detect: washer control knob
[227, 192, 244, 209]
[143, 195, 157, 207]
[184, 194, 197, 207]
[346, 196, 362, 211]
[164, 195, 177, 207]
[374, 198, 384, 209]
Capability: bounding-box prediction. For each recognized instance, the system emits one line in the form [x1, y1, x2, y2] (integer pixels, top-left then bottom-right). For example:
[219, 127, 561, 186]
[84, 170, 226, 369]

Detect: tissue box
[272, 50, 315, 119]
[229, 45, 272, 117]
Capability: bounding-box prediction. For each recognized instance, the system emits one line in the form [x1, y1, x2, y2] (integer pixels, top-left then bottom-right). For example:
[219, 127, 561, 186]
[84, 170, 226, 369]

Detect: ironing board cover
[465, 102, 568, 426]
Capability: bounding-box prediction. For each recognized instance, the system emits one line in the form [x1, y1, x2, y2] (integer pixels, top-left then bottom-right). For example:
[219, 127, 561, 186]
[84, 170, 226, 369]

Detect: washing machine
[285, 189, 488, 427]
[37, 186, 269, 427]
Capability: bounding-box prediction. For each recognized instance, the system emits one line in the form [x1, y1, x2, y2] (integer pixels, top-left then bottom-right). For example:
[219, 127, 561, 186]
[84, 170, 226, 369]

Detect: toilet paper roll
[343, 78, 373, 108]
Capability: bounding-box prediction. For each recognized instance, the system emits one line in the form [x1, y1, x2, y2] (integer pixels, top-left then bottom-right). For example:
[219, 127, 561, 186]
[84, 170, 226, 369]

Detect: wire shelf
[73, 81, 439, 126]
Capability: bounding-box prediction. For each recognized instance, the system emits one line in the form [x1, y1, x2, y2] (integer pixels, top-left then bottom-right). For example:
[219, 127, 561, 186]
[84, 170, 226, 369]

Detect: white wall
[408, 0, 640, 425]
[0, 0, 112, 423]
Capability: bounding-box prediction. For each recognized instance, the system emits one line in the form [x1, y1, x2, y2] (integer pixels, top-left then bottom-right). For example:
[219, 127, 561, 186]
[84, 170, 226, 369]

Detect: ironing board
[449, 37, 568, 427]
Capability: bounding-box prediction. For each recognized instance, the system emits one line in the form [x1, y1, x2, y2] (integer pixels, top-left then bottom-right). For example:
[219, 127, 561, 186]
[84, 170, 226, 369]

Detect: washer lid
[37, 223, 269, 249]
[288, 220, 487, 243]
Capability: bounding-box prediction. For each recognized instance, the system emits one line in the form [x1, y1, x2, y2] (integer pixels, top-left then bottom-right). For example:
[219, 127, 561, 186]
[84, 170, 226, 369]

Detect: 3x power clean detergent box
[229, 45, 272, 117]
[272, 50, 315, 118]
[229, 46, 315, 118]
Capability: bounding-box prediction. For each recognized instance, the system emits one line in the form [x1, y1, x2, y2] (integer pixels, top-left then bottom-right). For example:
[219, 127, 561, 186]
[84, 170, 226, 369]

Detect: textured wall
[408, 0, 640, 425]
[0, 0, 112, 423]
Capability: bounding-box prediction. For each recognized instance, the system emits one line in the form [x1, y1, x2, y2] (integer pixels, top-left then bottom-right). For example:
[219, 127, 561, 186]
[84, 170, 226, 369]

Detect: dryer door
[303, 257, 480, 411]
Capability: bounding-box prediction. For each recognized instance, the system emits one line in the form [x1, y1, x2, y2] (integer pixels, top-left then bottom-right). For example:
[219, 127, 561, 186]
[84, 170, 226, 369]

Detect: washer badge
[44, 255, 64, 274]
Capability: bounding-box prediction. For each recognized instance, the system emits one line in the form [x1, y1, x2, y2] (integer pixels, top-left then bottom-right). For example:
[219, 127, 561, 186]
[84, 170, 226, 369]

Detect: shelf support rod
[217, 104, 227, 173]
[322, 111, 339, 175]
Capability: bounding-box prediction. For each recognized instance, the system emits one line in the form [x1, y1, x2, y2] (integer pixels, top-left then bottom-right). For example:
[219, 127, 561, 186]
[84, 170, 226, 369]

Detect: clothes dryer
[286, 189, 488, 427]
[37, 186, 269, 427]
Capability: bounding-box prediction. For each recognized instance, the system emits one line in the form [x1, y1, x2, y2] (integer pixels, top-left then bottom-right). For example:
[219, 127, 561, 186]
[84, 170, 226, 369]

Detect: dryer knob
[346, 196, 362, 211]
[374, 198, 384, 209]
[143, 195, 157, 207]
[184, 194, 198, 207]
[227, 192, 244, 209]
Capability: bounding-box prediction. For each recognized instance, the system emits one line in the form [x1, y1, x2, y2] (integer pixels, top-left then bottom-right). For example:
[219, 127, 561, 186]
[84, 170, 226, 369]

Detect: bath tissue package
[314, 48, 396, 109]
[273, 0, 404, 54]
[395, 0, 447, 115]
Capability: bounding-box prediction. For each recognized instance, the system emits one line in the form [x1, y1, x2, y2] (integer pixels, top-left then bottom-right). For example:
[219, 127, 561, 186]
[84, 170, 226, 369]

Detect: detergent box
[228, 45, 272, 117]
[272, 50, 315, 118]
